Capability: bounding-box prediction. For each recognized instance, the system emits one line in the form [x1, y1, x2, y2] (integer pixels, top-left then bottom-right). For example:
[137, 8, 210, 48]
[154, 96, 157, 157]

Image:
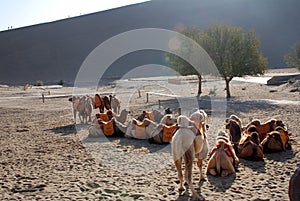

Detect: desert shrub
[58, 80, 64, 85]
[36, 80, 44, 86]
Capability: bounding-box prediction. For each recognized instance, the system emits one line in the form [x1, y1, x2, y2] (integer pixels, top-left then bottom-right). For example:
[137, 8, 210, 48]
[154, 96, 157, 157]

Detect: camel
[69, 95, 92, 124]
[244, 118, 285, 141]
[85, 96, 93, 123]
[109, 94, 121, 114]
[148, 114, 177, 144]
[125, 118, 157, 139]
[227, 114, 242, 130]
[225, 117, 242, 152]
[88, 111, 127, 138]
[69, 96, 80, 123]
[125, 114, 178, 141]
[238, 131, 264, 160]
[289, 167, 300, 201]
[206, 131, 239, 177]
[171, 110, 209, 199]
[261, 126, 290, 153]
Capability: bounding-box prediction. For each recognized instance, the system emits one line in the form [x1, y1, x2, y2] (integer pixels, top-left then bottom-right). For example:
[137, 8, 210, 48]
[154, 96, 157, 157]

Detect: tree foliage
[167, 23, 267, 98]
[284, 41, 300, 70]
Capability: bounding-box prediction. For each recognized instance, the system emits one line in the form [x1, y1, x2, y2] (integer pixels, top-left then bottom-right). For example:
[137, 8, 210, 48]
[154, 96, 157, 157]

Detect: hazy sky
[0, 0, 149, 31]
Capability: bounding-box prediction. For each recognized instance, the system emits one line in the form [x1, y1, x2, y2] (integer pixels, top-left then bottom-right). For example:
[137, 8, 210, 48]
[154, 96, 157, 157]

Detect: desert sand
[0, 69, 299, 200]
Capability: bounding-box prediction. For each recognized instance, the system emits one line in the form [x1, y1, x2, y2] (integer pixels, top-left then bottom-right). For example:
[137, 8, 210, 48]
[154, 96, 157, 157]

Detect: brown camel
[261, 126, 290, 153]
[206, 131, 239, 177]
[225, 117, 242, 152]
[238, 131, 264, 160]
[244, 119, 285, 141]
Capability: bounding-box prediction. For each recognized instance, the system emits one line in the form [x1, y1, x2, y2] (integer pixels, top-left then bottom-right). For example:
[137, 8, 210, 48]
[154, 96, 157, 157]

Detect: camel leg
[185, 149, 201, 200]
[240, 145, 253, 159]
[220, 152, 235, 177]
[196, 153, 205, 180]
[73, 110, 77, 124]
[257, 147, 264, 160]
[174, 158, 185, 191]
[206, 154, 217, 176]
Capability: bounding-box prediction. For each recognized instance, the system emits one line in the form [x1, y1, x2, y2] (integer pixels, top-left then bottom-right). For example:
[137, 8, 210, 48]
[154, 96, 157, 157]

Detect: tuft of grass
[36, 80, 44, 86]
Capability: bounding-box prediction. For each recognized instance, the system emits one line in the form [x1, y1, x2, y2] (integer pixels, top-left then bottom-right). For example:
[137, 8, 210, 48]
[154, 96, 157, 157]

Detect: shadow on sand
[239, 159, 266, 173]
[83, 135, 172, 153]
[206, 173, 236, 192]
[158, 96, 281, 117]
[44, 123, 78, 135]
[263, 148, 295, 162]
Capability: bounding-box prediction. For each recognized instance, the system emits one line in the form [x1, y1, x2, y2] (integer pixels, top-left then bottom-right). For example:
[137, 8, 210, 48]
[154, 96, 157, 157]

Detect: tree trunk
[197, 74, 202, 97]
[225, 76, 233, 98]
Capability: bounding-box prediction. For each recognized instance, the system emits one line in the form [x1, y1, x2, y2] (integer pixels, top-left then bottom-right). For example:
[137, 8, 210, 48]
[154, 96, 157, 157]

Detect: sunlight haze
[0, 0, 149, 31]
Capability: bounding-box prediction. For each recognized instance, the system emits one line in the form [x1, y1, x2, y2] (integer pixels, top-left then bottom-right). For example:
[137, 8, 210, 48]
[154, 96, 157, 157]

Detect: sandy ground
[0, 69, 299, 200]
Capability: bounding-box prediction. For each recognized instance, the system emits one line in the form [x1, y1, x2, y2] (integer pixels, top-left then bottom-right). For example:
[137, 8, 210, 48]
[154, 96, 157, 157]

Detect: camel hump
[94, 94, 103, 108]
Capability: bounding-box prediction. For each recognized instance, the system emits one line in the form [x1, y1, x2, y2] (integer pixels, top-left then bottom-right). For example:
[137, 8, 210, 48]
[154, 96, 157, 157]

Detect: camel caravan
[69, 93, 292, 198]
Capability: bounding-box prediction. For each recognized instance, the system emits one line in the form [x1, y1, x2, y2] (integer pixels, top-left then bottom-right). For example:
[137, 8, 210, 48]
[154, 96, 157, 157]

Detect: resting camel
[125, 117, 154, 139]
[88, 110, 127, 138]
[261, 126, 290, 153]
[137, 109, 164, 123]
[244, 119, 285, 141]
[238, 128, 264, 160]
[225, 117, 242, 152]
[171, 110, 209, 199]
[148, 114, 177, 144]
[206, 131, 239, 177]
[109, 94, 121, 114]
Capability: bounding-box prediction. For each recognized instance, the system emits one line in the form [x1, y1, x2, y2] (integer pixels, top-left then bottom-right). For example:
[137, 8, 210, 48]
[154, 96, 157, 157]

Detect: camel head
[189, 109, 208, 133]
[160, 114, 177, 126]
[164, 108, 172, 114]
[177, 115, 191, 127]
[216, 130, 230, 143]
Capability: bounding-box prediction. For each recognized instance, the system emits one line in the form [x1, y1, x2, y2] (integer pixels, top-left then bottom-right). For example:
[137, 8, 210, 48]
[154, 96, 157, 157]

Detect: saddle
[94, 94, 103, 109]
[96, 113, 109, 122]
[96, 112, 114, 136]
[101, 119, 114, 136]
[162, 124, 178, 143]
[209, 141, 234, 160]
[132, 119, 149, 139]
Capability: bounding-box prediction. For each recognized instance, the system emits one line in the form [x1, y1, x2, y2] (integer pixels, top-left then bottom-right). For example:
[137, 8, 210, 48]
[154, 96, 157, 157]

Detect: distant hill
[1, 0, 299, 85]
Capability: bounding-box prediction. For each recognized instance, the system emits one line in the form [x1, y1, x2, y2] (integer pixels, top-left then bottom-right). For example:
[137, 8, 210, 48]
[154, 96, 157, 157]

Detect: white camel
[171, 109, 209, 200]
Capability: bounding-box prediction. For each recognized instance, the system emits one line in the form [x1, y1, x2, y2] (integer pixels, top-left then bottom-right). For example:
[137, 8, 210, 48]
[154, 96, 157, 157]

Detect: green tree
[167, 24, 267, 98]
[284, 41, 300, 70]
[166, 26, 207, 97]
